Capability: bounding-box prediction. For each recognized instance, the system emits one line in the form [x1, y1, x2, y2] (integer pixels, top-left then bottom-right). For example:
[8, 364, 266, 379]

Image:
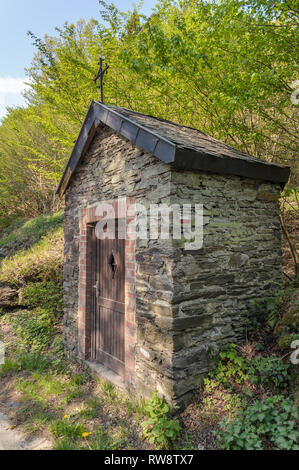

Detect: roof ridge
[101, 102, 209, 136]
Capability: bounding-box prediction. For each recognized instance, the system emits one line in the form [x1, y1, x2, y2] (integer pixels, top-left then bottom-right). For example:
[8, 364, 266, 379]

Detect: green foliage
[252, 282, 299, 349]
[0, 211, 63, 250]
[52, 427, 125, 451]
[206, 333, 297, 450]
[80, 428, 125, 450]
[0, 1, 298, 218]
[79, 398, 100, 419]
[53, 438, 77, 450]
[210, 344, 257, 386]
[20, 281, 63, 316]
[0, 216, 25, 236]
[121, 0, 298, 176]
[0, 105, 64, 217]
[0, 227, 63, 286]
[12, 309, 56, 352]
[14, 369, 86, 409]
[70, 373, 87, 386]
[175, 433, 199, 451]
[275, 291, 299, 349]
[208, 344, 291, 394]
[217, 396, 299, 450]
[255, 356, 290, 390]
[50, 419, 86, 440]
[142, 390, 181, 449]
[0, 351, 51, 376]
[253, 282, 296, 328]
[18, 405, 56, 435]
[200, 377, 246, 423]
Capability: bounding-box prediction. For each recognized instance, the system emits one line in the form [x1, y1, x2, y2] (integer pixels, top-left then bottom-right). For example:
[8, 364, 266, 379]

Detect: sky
[0, 0, 157, 120]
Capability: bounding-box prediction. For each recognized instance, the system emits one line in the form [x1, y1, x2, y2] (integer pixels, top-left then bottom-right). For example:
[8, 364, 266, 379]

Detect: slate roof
[108, 105, 264, 164]
[57, 101, 290, 195]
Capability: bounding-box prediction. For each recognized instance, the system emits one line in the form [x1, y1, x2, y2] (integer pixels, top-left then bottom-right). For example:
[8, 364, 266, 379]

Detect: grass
[79, 398, 101, 419]
[0, 212, 149, 450]
[50, 419, 86, 440]
[19, 405, 57, 434]
[52, 427, 126, 451]
[20, 281, 64, 315]
[0, 215, 25, 236]
[0, 227, 63, 286]
[0, 307, 148, 450]
[19, 373, 67, 399]
[0, 211, 297, 450]
[0, 351, 52, 376]
[1, 306, 297, 450]
[1, 300, 297, 451]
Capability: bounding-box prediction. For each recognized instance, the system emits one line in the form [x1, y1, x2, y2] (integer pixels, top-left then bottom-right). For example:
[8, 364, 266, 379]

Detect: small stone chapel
[57, 100, 290, 405]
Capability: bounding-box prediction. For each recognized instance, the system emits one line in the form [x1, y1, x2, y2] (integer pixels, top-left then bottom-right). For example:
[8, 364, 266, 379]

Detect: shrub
[252, 283, 299, 356]
[254, 356, 290, 390]
[207, 344, 291, 392]
[217, 396, 299, 450]
[252, 283, 298, 332]
[210, 344, 257, 386]
[142, 390, 181, 449]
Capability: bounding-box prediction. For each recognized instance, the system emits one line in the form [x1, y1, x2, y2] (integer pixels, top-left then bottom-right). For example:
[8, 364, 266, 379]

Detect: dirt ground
[0, 410, 51, 450]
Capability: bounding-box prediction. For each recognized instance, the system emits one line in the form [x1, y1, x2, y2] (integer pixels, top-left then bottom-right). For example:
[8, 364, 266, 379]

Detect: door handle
[93, 280, 99, 299]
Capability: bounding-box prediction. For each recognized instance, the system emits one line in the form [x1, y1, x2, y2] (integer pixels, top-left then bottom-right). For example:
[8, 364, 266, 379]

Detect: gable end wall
[63, 124, 175, 400]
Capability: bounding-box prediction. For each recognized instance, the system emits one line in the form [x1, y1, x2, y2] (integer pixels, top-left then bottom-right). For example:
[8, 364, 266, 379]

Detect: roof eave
[56, 101, 98, 196]
[174, 148, 290, 187]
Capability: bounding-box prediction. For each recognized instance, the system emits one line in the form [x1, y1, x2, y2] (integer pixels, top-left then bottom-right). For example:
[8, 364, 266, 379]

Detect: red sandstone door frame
[78, 199, 136, 386]
[90, 219, 126, 377]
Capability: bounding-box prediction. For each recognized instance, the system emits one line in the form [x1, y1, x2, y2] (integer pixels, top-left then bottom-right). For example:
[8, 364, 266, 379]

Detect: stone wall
[64, 123, 283, 405]
[170, 171, 282, 404]
[63, 123, 175, 399]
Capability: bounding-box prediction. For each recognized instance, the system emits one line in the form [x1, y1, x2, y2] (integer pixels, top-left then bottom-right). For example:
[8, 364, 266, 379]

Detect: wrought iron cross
[93, 56, 109, 103]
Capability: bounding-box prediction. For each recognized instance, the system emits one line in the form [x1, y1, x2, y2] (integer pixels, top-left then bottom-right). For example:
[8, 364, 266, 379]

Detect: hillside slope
[0, 212, 298, 451]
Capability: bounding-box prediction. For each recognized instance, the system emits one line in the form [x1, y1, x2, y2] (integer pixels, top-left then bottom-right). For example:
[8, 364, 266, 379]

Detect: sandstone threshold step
[85, 360, 125, 389]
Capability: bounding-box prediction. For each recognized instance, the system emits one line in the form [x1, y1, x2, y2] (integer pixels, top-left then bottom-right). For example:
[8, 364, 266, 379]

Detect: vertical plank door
[91, 221, 125, 377]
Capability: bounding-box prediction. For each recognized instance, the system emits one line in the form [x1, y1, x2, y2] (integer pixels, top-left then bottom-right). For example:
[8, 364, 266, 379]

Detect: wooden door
[90, 221, 125, 377]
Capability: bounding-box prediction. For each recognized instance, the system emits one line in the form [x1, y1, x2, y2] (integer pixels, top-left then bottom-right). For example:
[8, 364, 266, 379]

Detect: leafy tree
[0, 0, 297, 230]
[119, 0, 298, 174]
